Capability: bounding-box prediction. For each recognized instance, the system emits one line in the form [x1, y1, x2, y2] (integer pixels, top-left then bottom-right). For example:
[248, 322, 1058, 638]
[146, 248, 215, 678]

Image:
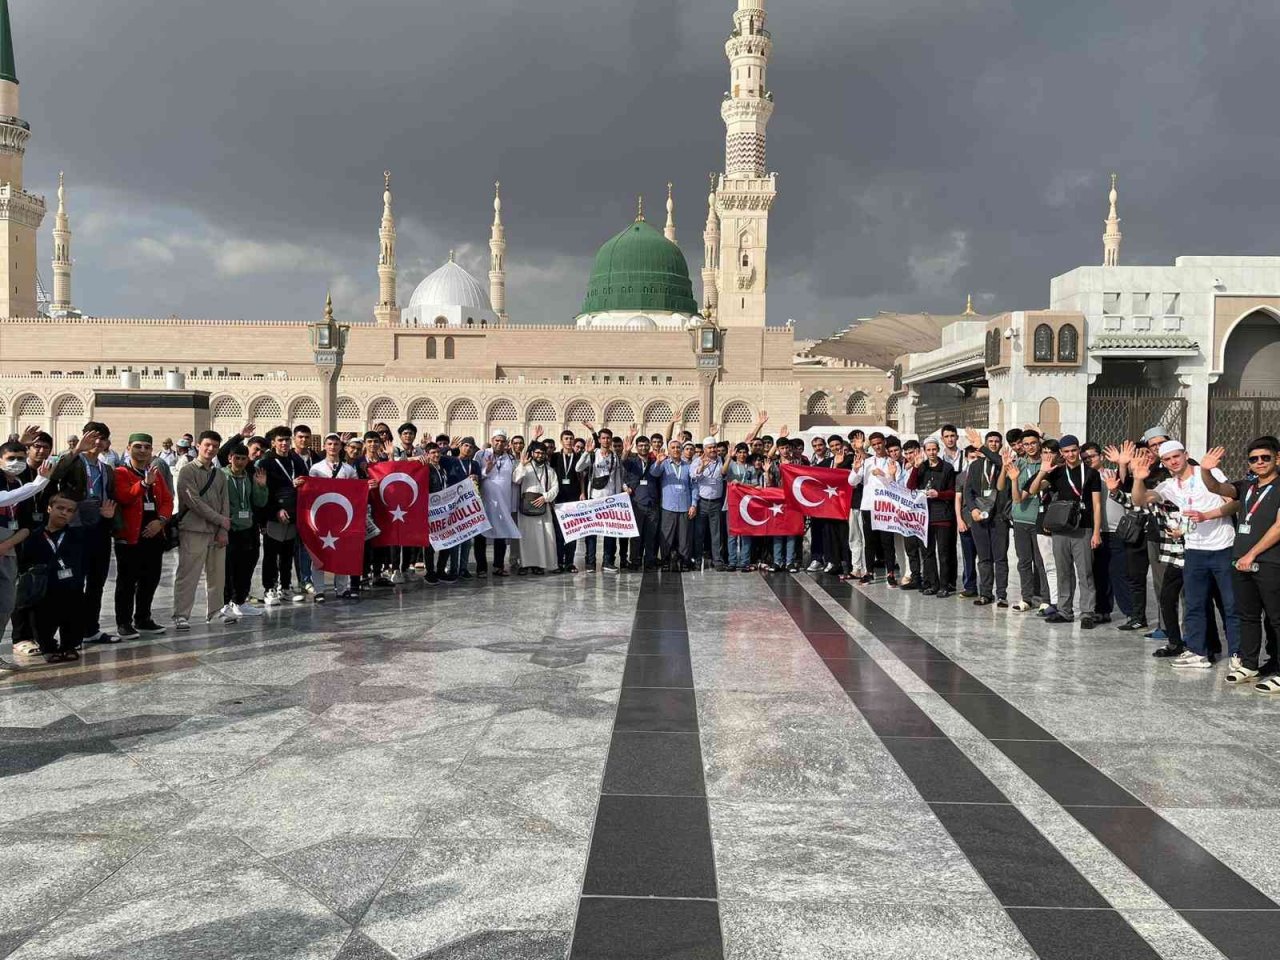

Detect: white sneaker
[1229, 654, 1244, 673]
[290, 589, 306, 603]
[806, 560, 822, 572]
[303, 581, 316, 595]
[215, 603, 239, 624]
[12, 640, 40, 658]
[1038, 603, 1051, 615]
[233, 603, 265, 618]
[390, 571, 405, 584]
[264, 588, 281, 607]
[1170, 650, 1212, 669]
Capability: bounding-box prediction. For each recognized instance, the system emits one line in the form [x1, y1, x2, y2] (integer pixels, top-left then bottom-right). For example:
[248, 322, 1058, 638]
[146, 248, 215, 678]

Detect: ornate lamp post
[310, 292, 350, 433]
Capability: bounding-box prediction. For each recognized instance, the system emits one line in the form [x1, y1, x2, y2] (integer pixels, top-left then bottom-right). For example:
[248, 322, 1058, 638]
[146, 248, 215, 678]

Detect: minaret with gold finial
[489, 181, 508, 322]
[715, 0, 776, 327]
[1103, 173, 1121, 267]
[374, 171, 400, 326]
[664, 183, 677, 243]
[702, 173, 720, 319]
[0, 1, 47, 318]
[963, 293, 976, 317]
[50, 171, 76, 317]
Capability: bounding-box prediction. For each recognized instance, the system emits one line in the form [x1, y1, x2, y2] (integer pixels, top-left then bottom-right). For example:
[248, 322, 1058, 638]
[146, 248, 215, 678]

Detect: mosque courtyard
[2, 567, 1278, 960]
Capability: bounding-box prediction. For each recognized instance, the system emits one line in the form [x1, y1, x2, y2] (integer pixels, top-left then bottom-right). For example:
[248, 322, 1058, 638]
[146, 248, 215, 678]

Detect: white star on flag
[769, 503, 785, 515]
[320, 532, 339, 550]
[823, 485, 840, 498]
[390, 506, 407, 522]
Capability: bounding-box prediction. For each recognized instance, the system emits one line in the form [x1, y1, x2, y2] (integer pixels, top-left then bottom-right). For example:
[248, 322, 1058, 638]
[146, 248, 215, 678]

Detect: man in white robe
[513, 441, 558, 574]
[476, 430, 520, 576]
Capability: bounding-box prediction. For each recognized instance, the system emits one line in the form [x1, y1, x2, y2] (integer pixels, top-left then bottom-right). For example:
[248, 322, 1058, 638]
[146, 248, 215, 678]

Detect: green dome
[581, 218, 699, 316]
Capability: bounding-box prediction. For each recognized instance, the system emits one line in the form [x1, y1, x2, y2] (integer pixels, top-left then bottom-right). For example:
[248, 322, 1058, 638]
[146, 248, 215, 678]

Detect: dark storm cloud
[13, 0, 1280, 333]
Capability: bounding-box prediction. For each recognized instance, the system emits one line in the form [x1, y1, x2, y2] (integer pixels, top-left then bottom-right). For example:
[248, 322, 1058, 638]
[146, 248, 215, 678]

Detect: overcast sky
[14, 0, 1280, 336]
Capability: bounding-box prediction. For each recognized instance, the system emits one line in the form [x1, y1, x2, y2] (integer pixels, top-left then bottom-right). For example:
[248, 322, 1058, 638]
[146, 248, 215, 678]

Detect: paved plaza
[2, 566, 1279, 960]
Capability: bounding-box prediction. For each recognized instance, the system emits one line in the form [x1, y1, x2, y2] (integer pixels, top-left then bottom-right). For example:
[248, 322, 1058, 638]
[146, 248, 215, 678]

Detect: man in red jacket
[113, 434, 174, 640]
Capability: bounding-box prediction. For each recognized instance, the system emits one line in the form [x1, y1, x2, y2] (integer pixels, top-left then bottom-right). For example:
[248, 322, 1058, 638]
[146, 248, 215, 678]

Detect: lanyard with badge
[46, 530, 74, 580]
[984, 460, 997, 498]
[230, 473, 252, 522]
[131, 466, 157, 515]
[560, 451, 574, 487]
[1241, 483, 1273, 536]
[1064, 465, 1084, 500]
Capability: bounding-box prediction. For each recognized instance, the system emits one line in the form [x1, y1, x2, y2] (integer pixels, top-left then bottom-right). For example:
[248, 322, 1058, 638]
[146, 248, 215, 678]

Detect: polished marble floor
[2, 562, 1278, 959]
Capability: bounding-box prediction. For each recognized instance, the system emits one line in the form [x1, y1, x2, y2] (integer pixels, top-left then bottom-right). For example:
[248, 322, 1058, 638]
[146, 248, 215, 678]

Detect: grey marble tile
[0, 833, 149, 953]
[1158, 807, 1280, 902]
[180, 744, 452, 857]
[692, 647, 844, 694]
[0, 688, 75, 727]
[9, 862, 349, 960]
[1068, 741, 1280, 808]
[465, 709, 613, 761]
[710, 799, 992, 905]
[1014, 693, 1249, 746]
[127, 752, 265, 789]
[359, 839, 580, 958]
[111, 705, 316, 757]
[271, 835, 410, 924]
[71, 680, 271, 723]
[698, 691, 908, 800]
[76, 832, 263, 908]
[0, 751, 193, 834]
[415, 776, 579, 842]
[453, 754, 602, 837]
[718, 901, 1037, 959]
[1118, 909, 1233, 960]
[410, 929, 569, 959]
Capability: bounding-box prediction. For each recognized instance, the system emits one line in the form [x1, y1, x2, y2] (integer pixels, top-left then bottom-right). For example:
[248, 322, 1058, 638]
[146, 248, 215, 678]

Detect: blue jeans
[729, 534, 750, 568]
[773, 536, 797, 567]
[294, 538, 313, 585]
[1183, 547, 1239, 657]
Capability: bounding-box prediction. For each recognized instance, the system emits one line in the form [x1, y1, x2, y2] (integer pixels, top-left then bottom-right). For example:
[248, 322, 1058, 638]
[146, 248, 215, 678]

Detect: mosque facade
[0, 0, 891, 445]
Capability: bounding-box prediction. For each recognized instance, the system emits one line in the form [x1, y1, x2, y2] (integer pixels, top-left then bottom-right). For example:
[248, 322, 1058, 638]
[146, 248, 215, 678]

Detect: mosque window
[488, 399, 518, 422]
[846, 392, 869, 415]
[434, 316, 447, 327]
[336, 397, 361, 420]
[604, 400, 636, 425]
[721, 401, 753, 424]
[408, 398, 439, 422]
[682, 400, 701, 424]
[741, 253, 750, 268]
[211, 396, 243, 421]
[806, 391, 831, 416]
[527, 400, 557, 422]
[444, 337, 456, 359]
[52, 395, 84, 419]
[644, 401, 674, 424]
[566, 400, 596, 422]
[1033, 324, 1053, 362]
[427, 338, 437, 359]
[885, 395, 900, 428]
[249, 397, 283, 421]
[447, 399, 479, 422]
[290, 398, 322, 422]
[1057, 324, 1079, 363]
[369, 398, 400, 422]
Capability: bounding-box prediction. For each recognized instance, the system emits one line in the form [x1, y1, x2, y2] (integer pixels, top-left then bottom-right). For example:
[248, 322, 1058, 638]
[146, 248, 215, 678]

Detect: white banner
[429, 480, 493, 549]
[554, 493, 640, 544]
[866, 475, 929, 542]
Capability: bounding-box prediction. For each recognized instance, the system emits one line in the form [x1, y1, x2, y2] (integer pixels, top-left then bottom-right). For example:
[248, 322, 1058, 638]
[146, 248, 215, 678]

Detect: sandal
[1226, 665, 1260, 685]
[1255, 676, 1280, 694]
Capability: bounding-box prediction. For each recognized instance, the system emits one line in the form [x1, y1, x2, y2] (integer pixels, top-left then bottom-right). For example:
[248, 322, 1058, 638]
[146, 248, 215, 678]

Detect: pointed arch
[806, 391, 831, 416]
[248, 396, 283, 423]
[845, 391, 869, 415]
[602, 400, 636, 428]
[720, 400, 753, 424]
[289, 397, 321, 423]
[446, 398, 479, 422]
[885, 395, 900, 428]
[564, 399, 596, 424]
[487, 399, 519, 423]
[407, 398, 440, 422]
[335, 397, 361, 421]
[525, 399, 558, 424]
[368, 397, 400, 423]
[681, 400, 701, 425]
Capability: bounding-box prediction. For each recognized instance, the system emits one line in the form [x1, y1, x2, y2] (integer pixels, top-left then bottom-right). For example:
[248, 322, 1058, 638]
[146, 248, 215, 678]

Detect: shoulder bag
[165, 468, 218, 552]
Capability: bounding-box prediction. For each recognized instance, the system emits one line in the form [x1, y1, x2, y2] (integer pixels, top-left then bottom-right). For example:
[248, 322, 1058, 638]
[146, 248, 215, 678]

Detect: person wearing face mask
[513, 439, 558, 575]
[0, 440, 40, 662]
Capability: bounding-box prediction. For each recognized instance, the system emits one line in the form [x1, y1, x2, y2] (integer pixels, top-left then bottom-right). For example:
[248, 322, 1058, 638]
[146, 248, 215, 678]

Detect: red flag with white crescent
[779, 463, 854, 520]
[297, 477, 369, 575]
[368, 460, 431, 546]
[727, 482, 804, 537]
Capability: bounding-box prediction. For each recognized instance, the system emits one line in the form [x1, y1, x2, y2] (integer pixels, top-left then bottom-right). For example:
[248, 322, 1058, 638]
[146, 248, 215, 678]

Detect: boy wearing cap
[1133, 440, 1240, 670]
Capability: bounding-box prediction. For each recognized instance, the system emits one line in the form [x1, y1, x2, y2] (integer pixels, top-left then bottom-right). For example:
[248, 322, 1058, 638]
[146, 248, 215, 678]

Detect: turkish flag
[368, 461, 431, 546]
[780, 464, 854, 519]
[727, 483, 804, 537]
[297, 478, 370, 575]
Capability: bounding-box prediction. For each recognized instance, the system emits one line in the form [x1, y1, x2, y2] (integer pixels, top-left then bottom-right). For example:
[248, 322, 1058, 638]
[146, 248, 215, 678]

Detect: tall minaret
[374, 170, 400, 326]
[664, 183, 677, 243]
[489, 181, 508, 322]
[50, 171, 75, 317]
[702, 173, 720, 318]
[1103, 173, 1121, 267]
[715, 0, 776, 327]
[0, 1, 47, 319]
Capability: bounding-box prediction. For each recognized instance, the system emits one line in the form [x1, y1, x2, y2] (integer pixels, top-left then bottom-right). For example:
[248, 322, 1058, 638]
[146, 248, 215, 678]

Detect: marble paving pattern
[3, 561, 1280, 958]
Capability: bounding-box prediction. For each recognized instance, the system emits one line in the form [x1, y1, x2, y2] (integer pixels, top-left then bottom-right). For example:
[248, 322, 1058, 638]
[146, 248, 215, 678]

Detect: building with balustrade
[0, 0, 891, 446]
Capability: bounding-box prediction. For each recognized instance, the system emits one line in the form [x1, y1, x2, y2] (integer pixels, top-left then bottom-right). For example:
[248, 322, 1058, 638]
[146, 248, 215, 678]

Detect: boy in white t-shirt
[1132, 440, 1240, 670]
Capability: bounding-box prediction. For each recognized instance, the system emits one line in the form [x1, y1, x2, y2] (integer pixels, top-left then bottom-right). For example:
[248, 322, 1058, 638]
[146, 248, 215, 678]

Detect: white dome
[624, 314, 657, 330]
[408, 259, 491, 311]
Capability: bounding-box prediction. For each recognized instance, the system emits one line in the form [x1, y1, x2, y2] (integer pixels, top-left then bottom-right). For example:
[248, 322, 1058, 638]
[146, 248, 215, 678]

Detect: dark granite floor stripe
[765, 574, 1159, 960]
[810, 577, 1280, 947]
[569, 571, 724, 960]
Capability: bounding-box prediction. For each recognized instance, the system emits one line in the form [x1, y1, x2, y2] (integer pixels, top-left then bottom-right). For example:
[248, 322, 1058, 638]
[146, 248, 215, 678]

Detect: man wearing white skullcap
[1132, 438, 1239, 671]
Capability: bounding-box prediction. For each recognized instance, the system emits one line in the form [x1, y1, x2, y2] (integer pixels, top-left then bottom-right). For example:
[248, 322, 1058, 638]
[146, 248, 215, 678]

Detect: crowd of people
[0, 413, 1276, 693]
